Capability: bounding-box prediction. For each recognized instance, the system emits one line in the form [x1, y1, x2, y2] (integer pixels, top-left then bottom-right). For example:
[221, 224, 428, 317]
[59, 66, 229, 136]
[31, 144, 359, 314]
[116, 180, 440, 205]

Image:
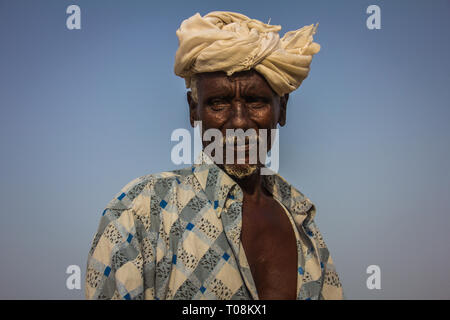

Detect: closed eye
[207, 97, 230, 110]
[246, 96, 269, 108]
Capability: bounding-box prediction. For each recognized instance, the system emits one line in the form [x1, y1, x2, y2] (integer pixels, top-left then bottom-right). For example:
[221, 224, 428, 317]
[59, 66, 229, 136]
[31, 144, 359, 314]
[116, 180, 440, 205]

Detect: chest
[241, 197, 299, 299]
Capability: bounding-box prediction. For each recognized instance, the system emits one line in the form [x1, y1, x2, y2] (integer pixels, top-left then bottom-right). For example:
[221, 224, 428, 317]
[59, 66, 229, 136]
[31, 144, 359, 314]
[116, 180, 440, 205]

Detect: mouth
[225, 141, 257, 152]
[223, 139, 259, 165]
[223, 135, 259, 149]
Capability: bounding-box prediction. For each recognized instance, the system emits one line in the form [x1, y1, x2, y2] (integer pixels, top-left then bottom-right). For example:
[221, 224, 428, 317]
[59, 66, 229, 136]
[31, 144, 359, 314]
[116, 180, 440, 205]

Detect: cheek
[198, 106, 228, 128]
[251, 106, 278, 128]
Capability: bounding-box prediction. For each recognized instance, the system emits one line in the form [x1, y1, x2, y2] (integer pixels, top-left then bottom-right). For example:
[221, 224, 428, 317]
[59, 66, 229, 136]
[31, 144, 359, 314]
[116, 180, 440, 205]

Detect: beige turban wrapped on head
[174, 11, 321, 97]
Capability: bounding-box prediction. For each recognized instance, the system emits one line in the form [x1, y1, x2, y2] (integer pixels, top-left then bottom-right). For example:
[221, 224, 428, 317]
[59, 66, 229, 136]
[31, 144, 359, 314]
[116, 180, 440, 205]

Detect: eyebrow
[241, 83, 274, 97]
[200, 77, 274, 99]
[200, 82, 233, 99]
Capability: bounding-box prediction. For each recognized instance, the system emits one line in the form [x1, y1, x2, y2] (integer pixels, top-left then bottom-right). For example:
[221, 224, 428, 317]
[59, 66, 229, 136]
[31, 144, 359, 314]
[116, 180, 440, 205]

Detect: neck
[223, 166, 270, 201]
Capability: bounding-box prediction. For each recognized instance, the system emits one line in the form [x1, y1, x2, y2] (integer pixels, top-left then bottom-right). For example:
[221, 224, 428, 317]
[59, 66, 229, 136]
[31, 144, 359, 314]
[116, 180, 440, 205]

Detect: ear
[278, 93, 289, 127]
[187, 91, 198, 127]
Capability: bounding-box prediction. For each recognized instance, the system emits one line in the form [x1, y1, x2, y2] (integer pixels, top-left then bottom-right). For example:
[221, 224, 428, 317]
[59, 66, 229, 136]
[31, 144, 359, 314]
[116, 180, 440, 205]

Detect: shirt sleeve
[306, 219, 344, 300]
[320, 254, 345, 300]
[85, 178, 156, 300]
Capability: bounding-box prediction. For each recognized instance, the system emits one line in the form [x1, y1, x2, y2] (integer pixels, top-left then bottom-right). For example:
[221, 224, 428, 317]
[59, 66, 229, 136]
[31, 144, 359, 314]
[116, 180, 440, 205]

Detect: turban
[174, 11, 320, 96]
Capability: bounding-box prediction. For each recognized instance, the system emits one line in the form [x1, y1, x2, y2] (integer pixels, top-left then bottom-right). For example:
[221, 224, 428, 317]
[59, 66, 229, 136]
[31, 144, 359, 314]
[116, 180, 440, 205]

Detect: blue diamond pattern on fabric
[126, 233, 133, 243]
[320, 262, 324, 269]
[298, 266, 304, 275]
[160, 200, 167, 208]
[214, 200, 219, 209]
[186, 223, 194, 231]
[172, 254, 177, 264]
[104, 266, 111, 277]
[117, 193, 126, 200]
[222, 252, 230, 261]
[200, 286, 206, 293]
[124, 293, 131, 300]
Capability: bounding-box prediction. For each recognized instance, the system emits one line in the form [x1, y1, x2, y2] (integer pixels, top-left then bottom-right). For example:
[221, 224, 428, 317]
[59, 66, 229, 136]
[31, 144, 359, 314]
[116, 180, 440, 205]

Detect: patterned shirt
[85, 156, 344, 300]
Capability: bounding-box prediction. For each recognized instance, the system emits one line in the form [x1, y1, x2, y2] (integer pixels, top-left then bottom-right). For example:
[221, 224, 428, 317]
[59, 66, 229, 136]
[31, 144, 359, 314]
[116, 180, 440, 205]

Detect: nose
[229, 99, 250, 130]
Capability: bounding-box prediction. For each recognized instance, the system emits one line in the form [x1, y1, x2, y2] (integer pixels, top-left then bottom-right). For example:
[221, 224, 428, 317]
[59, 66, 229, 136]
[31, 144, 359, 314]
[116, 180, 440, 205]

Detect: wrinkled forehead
[196, 70, 277, 97]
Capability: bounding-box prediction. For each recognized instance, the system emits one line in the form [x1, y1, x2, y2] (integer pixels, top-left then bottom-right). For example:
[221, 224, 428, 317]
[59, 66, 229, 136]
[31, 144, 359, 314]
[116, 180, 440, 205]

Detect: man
[85, 11, 343, 300]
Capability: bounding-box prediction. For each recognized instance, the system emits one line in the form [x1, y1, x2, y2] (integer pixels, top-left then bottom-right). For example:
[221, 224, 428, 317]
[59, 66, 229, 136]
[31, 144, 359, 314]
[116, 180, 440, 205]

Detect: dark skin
[187, 70, 298, 300]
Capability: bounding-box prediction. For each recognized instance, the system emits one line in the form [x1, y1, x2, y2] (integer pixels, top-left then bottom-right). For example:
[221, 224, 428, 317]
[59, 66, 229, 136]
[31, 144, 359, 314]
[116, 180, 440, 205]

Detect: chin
[223, 164, 259, 179]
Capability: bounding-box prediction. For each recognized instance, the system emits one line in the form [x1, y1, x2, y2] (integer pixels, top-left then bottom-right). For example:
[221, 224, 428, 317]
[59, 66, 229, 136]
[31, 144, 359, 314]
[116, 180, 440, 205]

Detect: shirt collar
[192, 151, 316, 227]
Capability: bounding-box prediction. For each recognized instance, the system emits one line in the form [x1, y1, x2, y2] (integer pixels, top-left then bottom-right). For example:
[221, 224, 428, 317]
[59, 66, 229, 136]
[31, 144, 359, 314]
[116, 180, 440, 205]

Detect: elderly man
[85, 11, 343, 300]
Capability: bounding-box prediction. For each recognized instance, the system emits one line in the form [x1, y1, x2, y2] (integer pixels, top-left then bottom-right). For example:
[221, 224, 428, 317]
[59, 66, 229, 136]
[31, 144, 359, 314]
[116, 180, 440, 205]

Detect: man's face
[187, 70, 288, 178]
